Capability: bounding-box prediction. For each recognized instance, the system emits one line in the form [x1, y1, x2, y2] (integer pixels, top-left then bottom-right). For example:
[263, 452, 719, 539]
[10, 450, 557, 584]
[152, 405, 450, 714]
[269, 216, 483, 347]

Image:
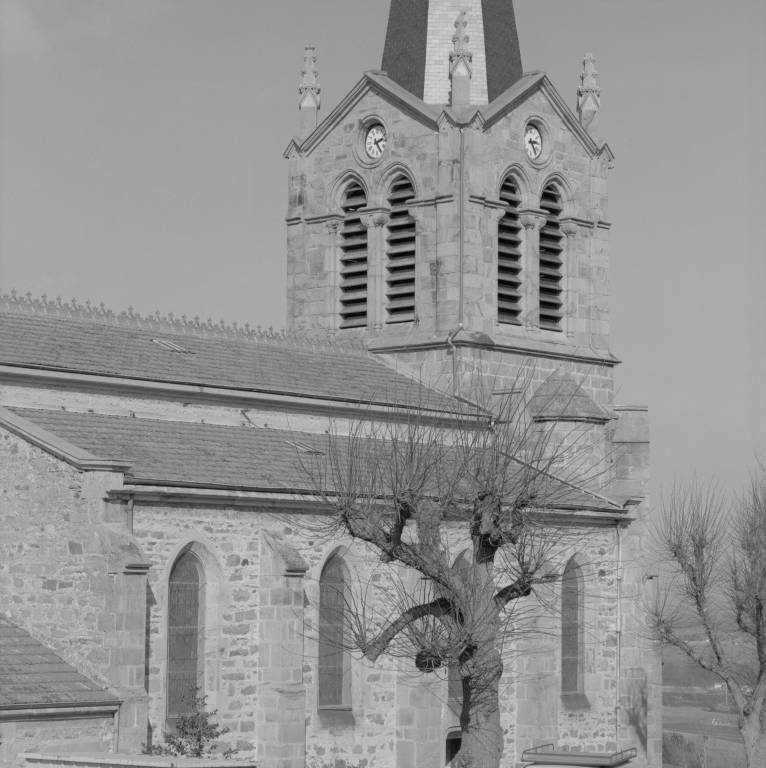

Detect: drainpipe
[113, 705, 120, 753]
[446, 128, 466, 396]
[126, 495, 134, 534]
[615, 522, 623, 748]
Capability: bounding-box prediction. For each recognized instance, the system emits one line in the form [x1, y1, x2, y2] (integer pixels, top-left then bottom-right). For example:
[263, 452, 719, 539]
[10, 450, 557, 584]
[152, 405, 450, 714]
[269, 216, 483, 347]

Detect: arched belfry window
[561, 557, 584, 694]
[539, 185, 564, 331]
[318, 554, 350, 708]
[497, 177, 523, 325]
[339, 182, 369, 329]
[167, 551, 204, 720]
[385, 175, 416, 323]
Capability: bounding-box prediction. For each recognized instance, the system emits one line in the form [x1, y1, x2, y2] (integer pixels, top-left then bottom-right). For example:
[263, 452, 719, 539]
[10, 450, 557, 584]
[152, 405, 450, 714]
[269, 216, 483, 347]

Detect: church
[0, 2, 660, 767]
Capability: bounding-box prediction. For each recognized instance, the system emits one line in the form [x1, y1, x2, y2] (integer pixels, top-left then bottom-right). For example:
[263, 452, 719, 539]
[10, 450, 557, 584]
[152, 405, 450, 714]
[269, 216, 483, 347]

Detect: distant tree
[651, 458, 766, 767]
[143, 687, 237, 759]
[299, 373, 609, 768]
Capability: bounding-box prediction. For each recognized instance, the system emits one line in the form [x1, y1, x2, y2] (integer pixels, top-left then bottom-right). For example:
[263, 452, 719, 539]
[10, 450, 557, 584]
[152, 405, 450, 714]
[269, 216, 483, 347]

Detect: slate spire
[381, 0, 523, 105]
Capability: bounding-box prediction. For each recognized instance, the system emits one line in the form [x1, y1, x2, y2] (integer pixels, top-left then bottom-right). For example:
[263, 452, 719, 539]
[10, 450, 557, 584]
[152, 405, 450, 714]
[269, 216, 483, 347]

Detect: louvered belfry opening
[561, 558, 584, 693]
[339, 182, 369, 329]
[167, 552, 204, 718]
[318, 555, 349, 707]
[497, 177, 523, 325]
[386, 176, 417, 323]
[539, 185, 565, 331]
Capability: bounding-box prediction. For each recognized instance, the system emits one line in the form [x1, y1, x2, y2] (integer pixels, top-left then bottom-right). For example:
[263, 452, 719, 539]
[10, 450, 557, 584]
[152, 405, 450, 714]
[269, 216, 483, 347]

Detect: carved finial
[298, 45, 321, 138]
[449, 11, 473, 107]
[577, 52, 601, 136]
[300, 46, 321, 105]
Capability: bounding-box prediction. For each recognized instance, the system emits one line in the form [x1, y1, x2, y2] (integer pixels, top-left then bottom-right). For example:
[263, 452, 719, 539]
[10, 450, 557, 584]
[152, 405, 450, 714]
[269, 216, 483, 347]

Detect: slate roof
[6, 407, 623, 511]
[7, 407, 326, 490]
[0, 613, 119, 708]
[0, 299, 449, 410]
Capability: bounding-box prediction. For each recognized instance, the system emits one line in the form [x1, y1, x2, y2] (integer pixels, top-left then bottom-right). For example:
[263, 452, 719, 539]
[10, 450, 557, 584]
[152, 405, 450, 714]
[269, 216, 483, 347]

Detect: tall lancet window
[539, 185, 565, 331]
[497, 177, 523, 325]
[561, 557, 584, 694]
[167, 551, 204, 720]
[339, 183, 369, 328]
[386, 176, 417, 323]
[318, 554, 350, 708]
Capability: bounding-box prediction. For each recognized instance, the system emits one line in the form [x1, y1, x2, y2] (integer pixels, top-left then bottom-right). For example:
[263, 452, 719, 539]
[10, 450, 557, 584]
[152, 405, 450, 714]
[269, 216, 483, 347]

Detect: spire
[299, 46, 321, 138]
[577, 52, 600, 138]
[449, 11, 473, 107]
[381, 0, 523, 105]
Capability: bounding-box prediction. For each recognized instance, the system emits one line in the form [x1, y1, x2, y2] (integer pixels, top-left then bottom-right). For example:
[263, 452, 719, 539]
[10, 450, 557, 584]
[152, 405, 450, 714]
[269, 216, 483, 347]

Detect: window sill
[317, 708, 355, 728]
[560, 692, 590, 710]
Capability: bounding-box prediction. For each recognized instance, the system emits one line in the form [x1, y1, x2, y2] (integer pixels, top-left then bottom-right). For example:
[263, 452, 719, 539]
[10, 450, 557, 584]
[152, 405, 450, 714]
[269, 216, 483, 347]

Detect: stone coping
[22, 754, 257, 768]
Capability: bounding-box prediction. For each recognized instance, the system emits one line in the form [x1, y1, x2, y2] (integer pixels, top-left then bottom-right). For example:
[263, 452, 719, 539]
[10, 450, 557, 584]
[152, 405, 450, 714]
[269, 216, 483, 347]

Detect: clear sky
[0, 0, 764, 505]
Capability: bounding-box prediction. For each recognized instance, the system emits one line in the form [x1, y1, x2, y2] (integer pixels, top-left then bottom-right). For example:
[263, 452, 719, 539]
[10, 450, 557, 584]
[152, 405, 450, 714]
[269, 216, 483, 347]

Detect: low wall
[23, 755, 258, 768]
[1, 716, 114, 768]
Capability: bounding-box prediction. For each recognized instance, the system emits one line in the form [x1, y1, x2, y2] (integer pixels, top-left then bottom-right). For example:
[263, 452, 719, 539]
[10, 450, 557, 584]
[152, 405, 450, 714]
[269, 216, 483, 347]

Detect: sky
[0, 0, 764, 506]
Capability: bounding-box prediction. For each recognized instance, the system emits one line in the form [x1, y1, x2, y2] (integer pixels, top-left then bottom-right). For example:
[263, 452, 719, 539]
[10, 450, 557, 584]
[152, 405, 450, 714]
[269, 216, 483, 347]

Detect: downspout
[615, 522, 623, 748]
[113, 705, 120, 753]
[446, 128, 466, 396]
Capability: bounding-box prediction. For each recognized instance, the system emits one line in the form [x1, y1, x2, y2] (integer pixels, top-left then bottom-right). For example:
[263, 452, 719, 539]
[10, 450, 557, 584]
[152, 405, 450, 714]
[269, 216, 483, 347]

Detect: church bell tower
[284, 0, 616, 398]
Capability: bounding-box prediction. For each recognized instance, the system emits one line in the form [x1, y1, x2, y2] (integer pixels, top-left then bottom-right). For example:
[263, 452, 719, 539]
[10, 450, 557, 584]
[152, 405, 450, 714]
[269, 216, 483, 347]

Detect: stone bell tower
[284, 0, 616, 395]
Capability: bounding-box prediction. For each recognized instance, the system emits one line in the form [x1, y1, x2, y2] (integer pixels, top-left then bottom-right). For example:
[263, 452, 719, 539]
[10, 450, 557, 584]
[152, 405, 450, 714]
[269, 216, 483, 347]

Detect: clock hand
[374, 138, 383, 149]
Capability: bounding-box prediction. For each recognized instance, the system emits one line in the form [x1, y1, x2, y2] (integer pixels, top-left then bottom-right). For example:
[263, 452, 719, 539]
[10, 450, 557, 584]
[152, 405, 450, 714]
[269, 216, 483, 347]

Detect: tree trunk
[457, 644, 504, 768]
[740, 717, 766, 768]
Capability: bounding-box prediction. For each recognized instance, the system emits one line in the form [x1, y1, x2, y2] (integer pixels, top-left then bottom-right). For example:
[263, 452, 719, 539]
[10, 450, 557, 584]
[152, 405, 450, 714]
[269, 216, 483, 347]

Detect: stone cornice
[0, 702, 122, 718]
[107, 485, 326, 510]
[303, 212, 345, 226]
[368, 334, 620, 367]
[0, 405, 132, 472]
[107, 485, 628, 518]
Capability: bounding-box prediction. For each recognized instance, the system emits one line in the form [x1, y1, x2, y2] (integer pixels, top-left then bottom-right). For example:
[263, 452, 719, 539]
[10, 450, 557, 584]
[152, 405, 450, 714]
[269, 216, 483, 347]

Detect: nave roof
[0, 294, 448, 410]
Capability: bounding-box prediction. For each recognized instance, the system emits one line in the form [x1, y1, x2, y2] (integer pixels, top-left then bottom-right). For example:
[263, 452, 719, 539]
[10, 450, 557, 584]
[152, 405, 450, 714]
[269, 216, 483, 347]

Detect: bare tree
[651, 459, 766, 767]
[297, 371, 612, 768]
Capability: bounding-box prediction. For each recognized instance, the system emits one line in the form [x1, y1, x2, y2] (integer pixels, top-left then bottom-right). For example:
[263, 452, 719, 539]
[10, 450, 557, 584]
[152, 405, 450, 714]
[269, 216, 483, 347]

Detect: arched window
[539, 185, 564, 331]
[318, 554, 350, 708]
[497, 176, 523, 325]
[385, 175, 416, 323]
[167, 551, 204, 720]
[339, 182, 369, 328]
[561, 557, 584, 694]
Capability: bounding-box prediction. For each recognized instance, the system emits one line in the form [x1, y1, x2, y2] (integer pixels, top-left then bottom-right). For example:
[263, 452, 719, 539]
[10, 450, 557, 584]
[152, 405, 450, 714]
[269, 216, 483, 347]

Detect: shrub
[143, 687, 238, 759]
[662, 731, 746, 768]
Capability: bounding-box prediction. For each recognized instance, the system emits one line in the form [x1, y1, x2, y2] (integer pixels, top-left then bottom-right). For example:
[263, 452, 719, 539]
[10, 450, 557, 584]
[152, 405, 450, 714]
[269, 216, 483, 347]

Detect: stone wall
[0, 715, 113, 768]
[132, 497, 656, 768]
[0, 428, 149, 752]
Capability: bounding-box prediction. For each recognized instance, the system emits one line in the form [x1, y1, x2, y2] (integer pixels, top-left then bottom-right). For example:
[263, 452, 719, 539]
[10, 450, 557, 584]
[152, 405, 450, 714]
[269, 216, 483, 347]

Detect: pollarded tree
[651, 460, 766, 768]
[298, 372, 613, 768]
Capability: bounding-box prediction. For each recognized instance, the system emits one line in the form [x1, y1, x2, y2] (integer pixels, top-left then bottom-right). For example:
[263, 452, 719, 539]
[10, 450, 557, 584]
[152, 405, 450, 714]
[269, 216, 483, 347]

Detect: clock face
[365, 125, 386, 159]
[524, 125, 543, 159]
